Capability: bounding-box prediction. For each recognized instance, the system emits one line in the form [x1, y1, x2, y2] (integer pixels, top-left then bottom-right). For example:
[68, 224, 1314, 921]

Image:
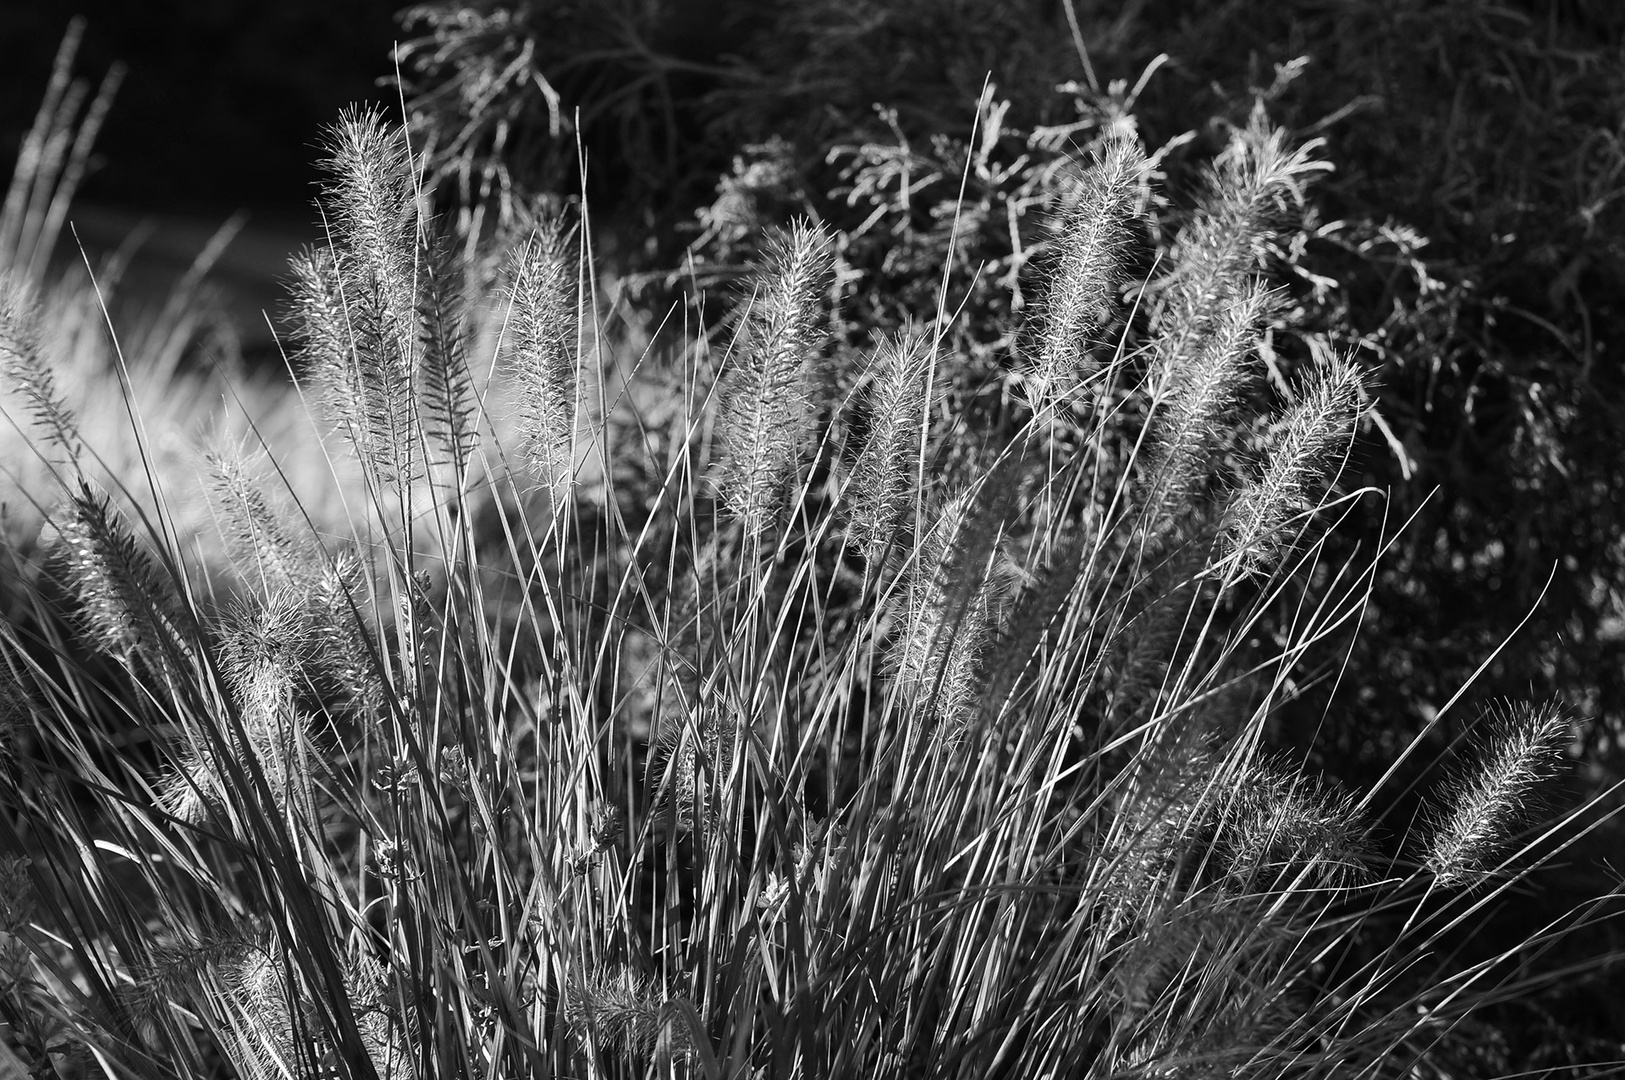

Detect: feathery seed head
[292, 110, 425, 486]
[1104, 738, 1218, 916]
[1218, 760, 1370, 891]
[203, 439, 309, 592]
[565, 966, 691, 1061]
[131, 921, 265, 1023]
[1223, 356, 1366, 577]
[323, 108, 418, 329]
[892, 466, 1023, 741]
[156, 595, 316, 826]
[1425, 700, 1571, 886]
[1156, 105, 1329, 343]
[1148, 278, 1271, 509]
[503, 217, 580, 502]
[0, 269, 80, 461]
[647, 706, 740, 834]
[52, 488, 188, 663]
[347, 952, 411, 1080]
[846, 328, 934, 567]
[216, 934, 301, 1080]
[713, 219, 835, 540]
[1029, 134, 1143, 412]
[286, 247, 347, 377]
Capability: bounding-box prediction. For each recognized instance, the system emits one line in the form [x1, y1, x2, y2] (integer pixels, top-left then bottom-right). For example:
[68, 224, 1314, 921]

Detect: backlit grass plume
[845, 328, 934, 568]
[502, 216, 580, 504]
[1148, 277, 1270, 508]
[289, 109, 421, 488]
[1154, 101, 1331, 347]
[1424, 700, 1570, 887]
[0, 271, 80, 463]
[1027, 134, 1143, 413]
[1224, 356, 1366, 577]
[712, 220, 834, 540]
[51, 486, 189, 664]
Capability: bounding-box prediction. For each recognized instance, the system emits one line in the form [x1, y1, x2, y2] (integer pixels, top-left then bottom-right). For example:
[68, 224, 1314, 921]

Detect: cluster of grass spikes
[0, 99, 1620, 1080]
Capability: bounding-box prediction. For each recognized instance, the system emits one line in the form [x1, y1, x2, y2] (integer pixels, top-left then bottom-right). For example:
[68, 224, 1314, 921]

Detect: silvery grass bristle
[502, 216, 581, 507]
[1424, 700, 1570, 887]
[1155, 101, 1331, 348]
[203, 436, 312, 592]
[158, 590, 322, 827]
[1223, 355, 1367, 578]
[646, 705, 740, 835]
[566, 967, 692, 1063]
[1148, 277, 1271, 509]
[1028, 133, 1143, 414]
[846, 328, 934, 569]
[289, 109, 422, 488]
[0, 270, 80, 463]
[1216, 757, 1370, 894]
[52, 486, 190, 666]
[712, 219, 835, 542]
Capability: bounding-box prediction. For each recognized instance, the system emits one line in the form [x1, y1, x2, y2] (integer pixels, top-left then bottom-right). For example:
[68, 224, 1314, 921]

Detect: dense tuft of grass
[1, 18, 1622, 1080]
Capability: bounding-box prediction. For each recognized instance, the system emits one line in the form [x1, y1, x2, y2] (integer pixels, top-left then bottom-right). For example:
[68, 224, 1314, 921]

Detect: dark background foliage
[0, 1, 399, 218]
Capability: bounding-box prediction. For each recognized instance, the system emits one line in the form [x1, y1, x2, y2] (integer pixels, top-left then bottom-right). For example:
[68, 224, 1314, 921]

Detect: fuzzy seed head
[647, 707, 739, 834]
[52, 489, 188, 663]
[713, 220, 834, 540]
[1224, 356, 1366, 576]
[846, 329, 934, 566]
[1148, 279, 1270, 507]
[893, 468, 1022, 742]
[503, 218, 580, 503]
[1029, 134, 1142, 411]
[0, 270, 80, 461]
[1426, 701, 1570, 886]
[565, 967, 691, 1061]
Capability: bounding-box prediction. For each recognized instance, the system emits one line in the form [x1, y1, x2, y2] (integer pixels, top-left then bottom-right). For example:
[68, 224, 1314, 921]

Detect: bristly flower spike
[503, 216, 581, 506]
[1223, 356, 1366, 577]
[1029, 134, 1143, 414]
[712, 219, 834, 542]
[0, 270, 81, 464]
[1425, 700, 1570, 887]
[846, 328, 934, 569]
